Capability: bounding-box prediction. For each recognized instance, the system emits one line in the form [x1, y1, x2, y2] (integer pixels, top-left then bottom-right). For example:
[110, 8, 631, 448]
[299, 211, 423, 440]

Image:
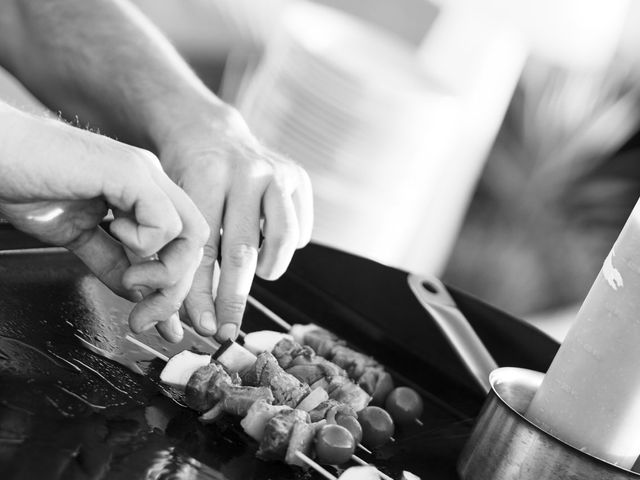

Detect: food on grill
[242, 334, 372, 412]
[291, 324, 395, 405]
[159, 350, 211, 388]
[308, 399, 356, 423]
[242, 351, 311, 408]
[185, 362, 233, 410]
[201, 385, 275, 423]
[385, 387, 424, 426]
[214, 340, 257, 374]
[258, 408, 310, 460]
[241, 400, 291, 441]
[285, 419, 326, 467]
[338, 466, 381, 480]
[334, 413, 363, 444]
[314, 423, 357, 465]
[244, 330, 293, 355]
[158, 347, 366, 468]
[358, 406, 395, 448]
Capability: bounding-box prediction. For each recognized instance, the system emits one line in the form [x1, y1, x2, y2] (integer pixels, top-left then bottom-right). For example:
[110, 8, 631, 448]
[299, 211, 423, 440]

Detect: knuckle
[216, 295, 247, 318]
[201, 243, 219, 267]
[225, 242, 258, 269]
[133, 148, 162, 170]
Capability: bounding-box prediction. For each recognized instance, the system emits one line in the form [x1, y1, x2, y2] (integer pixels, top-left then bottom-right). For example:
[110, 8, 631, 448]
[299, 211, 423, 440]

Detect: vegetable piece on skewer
[244, 330, 293, 355]
[296, 387, 329, 412]
[290, 323, 320, 345]
[214, 340, 257, 374]
[358, 406, 395, 448]
[159, 350, 211, 389]
[315, 424, 356, 465]
[335, 413, 363, 444]
[385, 387, 424, 426]
[338, 466, 381, 480]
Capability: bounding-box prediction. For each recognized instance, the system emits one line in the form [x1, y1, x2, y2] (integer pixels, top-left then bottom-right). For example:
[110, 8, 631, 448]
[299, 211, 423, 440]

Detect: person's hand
[159, 105, 313, 342]
[0, 105, 209, 342]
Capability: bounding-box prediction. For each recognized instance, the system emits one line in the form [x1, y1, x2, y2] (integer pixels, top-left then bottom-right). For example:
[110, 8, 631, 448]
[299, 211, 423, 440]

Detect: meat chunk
[241, 399, 292, 441]
[257, 409, 309, 461]
[185, 363, 232, 411]
[250, 353, 311, 408]
[200, 385, 274, 423]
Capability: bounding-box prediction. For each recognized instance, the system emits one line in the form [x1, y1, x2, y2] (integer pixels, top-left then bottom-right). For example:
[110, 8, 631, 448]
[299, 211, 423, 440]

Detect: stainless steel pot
[457, 367, 640, 480]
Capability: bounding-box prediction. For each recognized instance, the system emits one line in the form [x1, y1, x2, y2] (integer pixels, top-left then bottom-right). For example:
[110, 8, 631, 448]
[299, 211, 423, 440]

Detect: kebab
[152, 339, 393, 474]
[211, 340, 394, 449]
[246, 297, 424, 424]
[218, 338, 396, 448]
[241, 328, 423, 429]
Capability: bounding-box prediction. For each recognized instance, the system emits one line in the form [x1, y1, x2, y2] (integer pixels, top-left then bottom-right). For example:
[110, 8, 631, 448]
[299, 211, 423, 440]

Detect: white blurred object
[239, 2, 465, 275]
[214, 0, 294, 46]
[437, 0, 630, 71]
[413, 5, 527, 273]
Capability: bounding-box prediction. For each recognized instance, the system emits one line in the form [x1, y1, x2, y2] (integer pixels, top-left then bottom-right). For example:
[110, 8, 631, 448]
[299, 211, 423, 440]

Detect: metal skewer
[123, 335, 388, 478]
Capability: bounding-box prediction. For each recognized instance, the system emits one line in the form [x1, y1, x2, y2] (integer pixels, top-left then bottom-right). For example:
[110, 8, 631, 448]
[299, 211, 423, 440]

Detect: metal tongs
[407, 273, 497, 394]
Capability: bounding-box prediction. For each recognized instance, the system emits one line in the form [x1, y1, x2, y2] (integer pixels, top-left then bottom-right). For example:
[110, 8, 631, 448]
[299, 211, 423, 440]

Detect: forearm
[0, 0, 227, 149]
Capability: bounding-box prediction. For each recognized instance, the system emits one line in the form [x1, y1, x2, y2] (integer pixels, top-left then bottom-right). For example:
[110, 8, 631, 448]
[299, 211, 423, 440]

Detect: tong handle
[408, 273, 497, 394]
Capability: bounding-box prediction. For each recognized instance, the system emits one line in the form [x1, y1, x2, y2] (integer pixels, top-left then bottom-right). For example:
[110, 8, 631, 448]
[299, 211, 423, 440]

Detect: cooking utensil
[407, 273, 498, 393]
[458, 367, 640, 480]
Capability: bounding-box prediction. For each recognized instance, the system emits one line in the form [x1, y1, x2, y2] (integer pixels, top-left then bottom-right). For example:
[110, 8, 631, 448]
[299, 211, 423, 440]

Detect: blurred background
[3, 0, 640, 341]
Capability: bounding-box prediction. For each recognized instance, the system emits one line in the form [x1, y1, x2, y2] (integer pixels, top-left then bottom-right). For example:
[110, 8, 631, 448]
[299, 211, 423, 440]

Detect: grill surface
[0, 232, 558, 480]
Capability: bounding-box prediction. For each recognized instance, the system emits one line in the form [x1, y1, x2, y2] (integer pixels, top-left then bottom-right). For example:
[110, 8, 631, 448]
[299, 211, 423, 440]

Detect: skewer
[247, 295, 292, 330]
[246, 296, 422, 430]
[125, 334, 169, 362]
[294, 451, 337, 480]
[357, 443, 373, 455]
[123, 335, 389, 477]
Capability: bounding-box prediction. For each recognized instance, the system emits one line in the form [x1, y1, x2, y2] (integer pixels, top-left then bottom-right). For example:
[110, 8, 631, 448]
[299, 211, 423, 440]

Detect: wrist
[148, 90, 234, 153]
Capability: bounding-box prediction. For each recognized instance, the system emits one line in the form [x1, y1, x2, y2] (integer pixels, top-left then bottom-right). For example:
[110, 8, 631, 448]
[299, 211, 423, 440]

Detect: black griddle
[0, 226, 559, 480]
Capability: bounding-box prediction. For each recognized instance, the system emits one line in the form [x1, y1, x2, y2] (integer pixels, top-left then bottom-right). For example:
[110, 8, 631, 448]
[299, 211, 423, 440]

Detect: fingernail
[132, 284, 152, 297]
[171, 317, 183, 337]
[218, 323, 237, 341]
[131, 290, 144, 302]
[200, 311, 217, 334]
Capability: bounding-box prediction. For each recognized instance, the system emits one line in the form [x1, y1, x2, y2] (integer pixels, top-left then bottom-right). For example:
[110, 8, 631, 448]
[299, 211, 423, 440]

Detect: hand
[159, 106, 313, 341]
[0, 105, 209, 342]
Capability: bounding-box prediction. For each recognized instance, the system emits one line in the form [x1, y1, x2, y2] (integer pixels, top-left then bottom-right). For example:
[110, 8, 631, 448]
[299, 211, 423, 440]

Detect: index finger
[214, 189, 262, 342]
